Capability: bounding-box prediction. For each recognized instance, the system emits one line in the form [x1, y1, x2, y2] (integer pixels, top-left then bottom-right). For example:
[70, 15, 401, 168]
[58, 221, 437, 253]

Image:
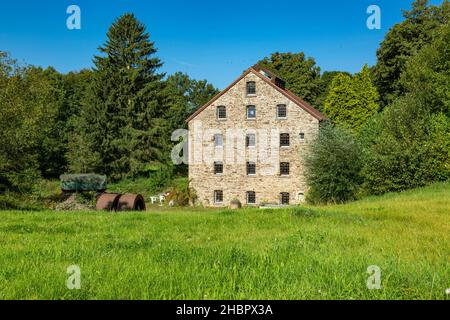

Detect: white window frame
[214, 190, 223, 204]
[246, 191, 256, 205]
[214, 134, 223, 148]
[276, 104, 287, 119]
[216, 106, 227, 120]
[246, 105, 256, 119]
[214, 161, 223, 175]
[246, 81, 256, 95]
[299, 132, 305, 141]
[246, 162, 256, 176]
[246, 133, 256, 148]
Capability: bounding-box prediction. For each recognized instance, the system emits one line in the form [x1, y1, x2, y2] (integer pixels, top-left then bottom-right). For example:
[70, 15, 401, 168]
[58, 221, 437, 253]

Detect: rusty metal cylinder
[95, 193, 121, 211]
[116, 194, 146, 211]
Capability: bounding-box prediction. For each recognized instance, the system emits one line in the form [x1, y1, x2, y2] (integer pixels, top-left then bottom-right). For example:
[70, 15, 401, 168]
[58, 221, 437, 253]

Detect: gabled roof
[185, 64, 327, 122]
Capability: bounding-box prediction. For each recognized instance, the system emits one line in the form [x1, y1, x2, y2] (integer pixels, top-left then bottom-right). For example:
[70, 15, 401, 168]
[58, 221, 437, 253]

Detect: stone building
[186, 65, 326, 207]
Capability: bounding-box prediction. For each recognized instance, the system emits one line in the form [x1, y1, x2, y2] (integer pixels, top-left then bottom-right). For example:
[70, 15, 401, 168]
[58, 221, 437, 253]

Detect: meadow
[0, 183, 448, 300]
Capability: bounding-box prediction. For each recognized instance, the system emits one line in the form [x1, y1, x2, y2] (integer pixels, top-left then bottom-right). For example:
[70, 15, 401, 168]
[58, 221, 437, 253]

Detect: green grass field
[0, 183, 449, 300]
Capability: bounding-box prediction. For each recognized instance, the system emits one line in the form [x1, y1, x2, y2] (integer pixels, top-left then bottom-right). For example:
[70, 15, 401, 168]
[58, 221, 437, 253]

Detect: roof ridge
[185, 66, 326, 122]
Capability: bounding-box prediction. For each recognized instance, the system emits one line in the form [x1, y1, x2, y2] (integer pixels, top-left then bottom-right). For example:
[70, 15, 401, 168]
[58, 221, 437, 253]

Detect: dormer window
[246, 81, 256, 95]
[277, 104, 287, 119]
[246, 105, 256, 119]
[217, 106, 226, 119]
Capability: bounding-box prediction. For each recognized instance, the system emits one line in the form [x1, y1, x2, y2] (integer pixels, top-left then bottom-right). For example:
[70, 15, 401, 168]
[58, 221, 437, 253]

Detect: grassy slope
[0, 183, 448, 299]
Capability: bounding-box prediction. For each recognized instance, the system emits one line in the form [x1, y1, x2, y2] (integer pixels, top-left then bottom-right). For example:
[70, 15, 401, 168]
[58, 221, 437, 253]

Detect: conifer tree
[324, 65, 379, 131]
[81, 13, 168, 180]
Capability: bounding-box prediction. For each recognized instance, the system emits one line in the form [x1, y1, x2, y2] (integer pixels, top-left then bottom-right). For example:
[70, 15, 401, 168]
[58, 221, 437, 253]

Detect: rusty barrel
[95, 193, 121, 211]
[116, 194, 146, 211]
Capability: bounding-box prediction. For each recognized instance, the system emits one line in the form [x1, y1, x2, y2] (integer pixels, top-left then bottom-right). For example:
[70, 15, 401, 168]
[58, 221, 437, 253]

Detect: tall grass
[0, 182, 448, 299]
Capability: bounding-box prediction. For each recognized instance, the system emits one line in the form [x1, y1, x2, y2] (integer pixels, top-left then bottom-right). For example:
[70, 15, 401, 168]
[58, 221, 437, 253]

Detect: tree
[399, 23, 450, 115]
[72, 13, 168, 180]
[360, 95, 449, 195]
[0, 53, 58, 192]
[257, 52, 322, 106]
[323, 65, 379, 131]
[314, 71, 351, 111]
[303, 123, 363, 204]
[360, 25, 450, 195]
[164, 72, 218, 131]
[372, 0, 449, 107]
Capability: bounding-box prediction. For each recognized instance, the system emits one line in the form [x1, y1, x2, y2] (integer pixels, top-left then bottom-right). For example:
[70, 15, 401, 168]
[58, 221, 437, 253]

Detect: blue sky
[0, 0, 443, 89]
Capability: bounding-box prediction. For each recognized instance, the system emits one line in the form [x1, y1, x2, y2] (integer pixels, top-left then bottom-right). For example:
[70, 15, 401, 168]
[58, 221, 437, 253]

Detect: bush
[164, 178, 197, 206]
[303, 123, 363, 204]
[360, 95, 450, 195]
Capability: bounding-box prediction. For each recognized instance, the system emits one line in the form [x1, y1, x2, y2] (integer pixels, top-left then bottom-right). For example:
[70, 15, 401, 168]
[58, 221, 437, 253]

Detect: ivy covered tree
[324, 65, 379, 131]
[73, 13, 168, 180]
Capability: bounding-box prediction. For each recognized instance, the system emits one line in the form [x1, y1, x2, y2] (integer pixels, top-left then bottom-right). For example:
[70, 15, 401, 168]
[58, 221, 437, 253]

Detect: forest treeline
[0, 0, 448, 203]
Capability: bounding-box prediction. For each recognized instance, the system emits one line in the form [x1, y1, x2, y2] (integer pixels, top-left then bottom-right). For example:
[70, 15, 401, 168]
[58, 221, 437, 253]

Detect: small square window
[246, 191, 256, 204]
[247, 162, 256, 175]
[214, 161, 223, 174]
[280, 162, 290, 176]
[277, 105, 287, 118]
[246, 133, 256, 147]
[280, 192, 289, 205]
[214, 134, 223, 147]
[299, 132, 305, 140]
[214, 190, 223, 203]
[247, 105, 256, 119]
[280, 133, 290, 147]
[247, 81, 256, 95]
[217, 106, 226, 119]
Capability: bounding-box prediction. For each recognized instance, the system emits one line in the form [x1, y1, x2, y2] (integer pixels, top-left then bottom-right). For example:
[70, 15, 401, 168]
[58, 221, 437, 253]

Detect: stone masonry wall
[188, 71, 319, 207]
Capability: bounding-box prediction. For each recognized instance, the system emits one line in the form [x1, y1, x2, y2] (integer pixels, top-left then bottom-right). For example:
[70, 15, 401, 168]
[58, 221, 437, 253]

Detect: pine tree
[81, 13, 168, 180]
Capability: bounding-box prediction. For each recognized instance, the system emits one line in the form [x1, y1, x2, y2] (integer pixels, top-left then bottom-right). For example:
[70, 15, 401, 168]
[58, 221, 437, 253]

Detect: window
[299, 132, 305, 141]
[214, 161, 223, 175]
[246, 133, 256, 147]
[280, 162, 290, 176]
[217, 106, 226, 119]
[277, 104, 287, 118]
[214, 134, 223, 147]
[280, 133, 290, 147]
[247, 162, 256, 175]
[246, 105, 256, 119]
[298, 192, 305, 202]
[246, 191, 256, 204]
[246, 81, 256, 95]
[280, 192, 290, 205]
[214, 190, 223, 203]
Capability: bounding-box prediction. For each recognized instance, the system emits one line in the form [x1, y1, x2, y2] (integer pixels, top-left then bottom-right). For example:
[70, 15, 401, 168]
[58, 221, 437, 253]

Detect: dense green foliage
[372, 0, 449, 107]
[324, 65, 379, 130]
[72, 14, 168, 180]
[1, 1, 449, 205]
[0, 183, 448, 299]
[360, 24, 450, 195]
[303, 124, 363, 204]
[257, 52, 322, 107]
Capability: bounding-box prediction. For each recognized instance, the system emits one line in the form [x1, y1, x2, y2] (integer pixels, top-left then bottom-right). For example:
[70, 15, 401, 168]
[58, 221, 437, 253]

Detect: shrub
[165, 178, 197, 206]
[360, 95, 450, 195]
[303, 123, 363, 204]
